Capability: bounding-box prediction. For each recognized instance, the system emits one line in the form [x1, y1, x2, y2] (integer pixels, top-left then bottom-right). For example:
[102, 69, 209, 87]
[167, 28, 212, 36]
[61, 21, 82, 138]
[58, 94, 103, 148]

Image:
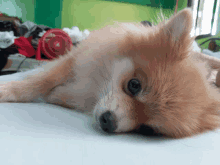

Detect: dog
[0, 8, 220, 139]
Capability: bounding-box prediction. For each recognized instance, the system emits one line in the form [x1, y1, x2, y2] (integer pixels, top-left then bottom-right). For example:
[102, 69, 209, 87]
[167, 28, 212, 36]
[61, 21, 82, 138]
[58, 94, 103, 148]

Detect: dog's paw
[0, 82, 18, 102]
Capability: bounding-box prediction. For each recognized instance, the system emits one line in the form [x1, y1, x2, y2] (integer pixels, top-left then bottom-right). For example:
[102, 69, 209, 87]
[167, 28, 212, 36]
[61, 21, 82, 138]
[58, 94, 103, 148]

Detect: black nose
[99, 111, 117, 133]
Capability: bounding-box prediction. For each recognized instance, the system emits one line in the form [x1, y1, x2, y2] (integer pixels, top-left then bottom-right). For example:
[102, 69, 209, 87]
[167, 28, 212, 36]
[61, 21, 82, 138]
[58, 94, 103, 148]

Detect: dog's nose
[99, 111, 117, 133]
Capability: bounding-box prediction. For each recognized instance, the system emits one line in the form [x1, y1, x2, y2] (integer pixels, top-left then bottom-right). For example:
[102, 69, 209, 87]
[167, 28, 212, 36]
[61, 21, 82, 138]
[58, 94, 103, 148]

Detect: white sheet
[0, 71, 219, 165]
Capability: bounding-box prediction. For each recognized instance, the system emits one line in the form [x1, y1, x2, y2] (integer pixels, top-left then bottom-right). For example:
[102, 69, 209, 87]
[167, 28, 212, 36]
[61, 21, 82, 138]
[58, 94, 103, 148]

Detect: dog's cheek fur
[140, 59, 220, 138]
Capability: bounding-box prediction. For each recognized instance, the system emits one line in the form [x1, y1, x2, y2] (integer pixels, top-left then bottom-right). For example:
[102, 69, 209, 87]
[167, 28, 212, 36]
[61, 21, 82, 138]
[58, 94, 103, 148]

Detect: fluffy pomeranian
[1, 8, 220, 138]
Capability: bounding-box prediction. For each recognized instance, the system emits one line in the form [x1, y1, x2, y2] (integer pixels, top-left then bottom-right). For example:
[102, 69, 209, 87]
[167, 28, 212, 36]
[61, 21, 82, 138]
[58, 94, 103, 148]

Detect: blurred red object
[36, 29, 73, 60]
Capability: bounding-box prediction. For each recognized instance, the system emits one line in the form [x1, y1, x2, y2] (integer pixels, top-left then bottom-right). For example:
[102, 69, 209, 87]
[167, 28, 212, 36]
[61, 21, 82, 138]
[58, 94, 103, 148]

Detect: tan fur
[0, 8, 220, 138]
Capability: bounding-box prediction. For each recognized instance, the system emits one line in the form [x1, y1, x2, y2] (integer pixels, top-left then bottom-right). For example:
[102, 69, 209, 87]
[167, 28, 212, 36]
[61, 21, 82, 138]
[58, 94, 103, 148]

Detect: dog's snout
[99, 111, 117, 133]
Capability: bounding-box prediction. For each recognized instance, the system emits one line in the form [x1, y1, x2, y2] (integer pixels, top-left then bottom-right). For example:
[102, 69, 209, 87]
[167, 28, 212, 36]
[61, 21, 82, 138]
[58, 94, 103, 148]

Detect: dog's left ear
[164, 8, 193, 41]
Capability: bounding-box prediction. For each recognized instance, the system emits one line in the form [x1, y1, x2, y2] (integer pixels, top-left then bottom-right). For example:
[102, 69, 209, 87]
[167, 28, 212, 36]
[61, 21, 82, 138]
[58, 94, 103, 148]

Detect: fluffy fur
[1, 8, 220, 138]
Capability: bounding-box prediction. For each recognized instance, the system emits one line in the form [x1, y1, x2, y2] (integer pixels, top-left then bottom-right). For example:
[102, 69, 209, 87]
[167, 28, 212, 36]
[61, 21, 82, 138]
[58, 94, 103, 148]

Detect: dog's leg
[192, 51, 220, 69]
[0, 56, 75, 102]
[200, 53, 220, 86]
[198, 52, 220, 69]
[43, 84, 76, 109]
[193, 51, 220, 86]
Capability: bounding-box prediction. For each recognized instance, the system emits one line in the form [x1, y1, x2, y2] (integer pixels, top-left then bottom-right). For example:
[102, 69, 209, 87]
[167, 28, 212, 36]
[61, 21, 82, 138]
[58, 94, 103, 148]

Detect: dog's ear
[164, 8, 193, 41]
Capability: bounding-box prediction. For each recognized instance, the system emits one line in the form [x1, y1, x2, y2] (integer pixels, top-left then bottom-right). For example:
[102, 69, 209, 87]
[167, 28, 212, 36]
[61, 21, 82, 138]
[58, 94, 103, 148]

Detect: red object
[36, 29, 73, 60]
[14, 36, 36, 57]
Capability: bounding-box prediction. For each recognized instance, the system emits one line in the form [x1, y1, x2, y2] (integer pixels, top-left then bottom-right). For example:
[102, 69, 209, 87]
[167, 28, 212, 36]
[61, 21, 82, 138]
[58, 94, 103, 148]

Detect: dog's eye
[127, 79, 142, 96]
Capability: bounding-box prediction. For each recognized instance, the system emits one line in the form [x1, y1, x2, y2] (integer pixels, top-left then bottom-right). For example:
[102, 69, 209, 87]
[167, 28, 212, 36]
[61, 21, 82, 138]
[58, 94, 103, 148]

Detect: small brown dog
[0, 8, 220, 138]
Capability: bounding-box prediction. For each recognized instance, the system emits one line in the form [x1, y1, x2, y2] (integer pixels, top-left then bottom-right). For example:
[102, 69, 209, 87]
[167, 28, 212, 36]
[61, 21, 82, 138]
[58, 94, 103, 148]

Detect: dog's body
[1, 9, 220, 138]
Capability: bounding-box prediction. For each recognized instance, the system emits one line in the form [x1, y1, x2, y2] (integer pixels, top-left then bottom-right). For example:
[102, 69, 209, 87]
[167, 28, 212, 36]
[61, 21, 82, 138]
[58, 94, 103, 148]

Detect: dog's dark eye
[127, 79, 142, 96]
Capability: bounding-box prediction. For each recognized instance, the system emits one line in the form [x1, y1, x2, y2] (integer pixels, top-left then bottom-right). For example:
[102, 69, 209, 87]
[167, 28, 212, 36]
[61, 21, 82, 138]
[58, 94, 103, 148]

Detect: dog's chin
[94, 120, 163, 137]
[93, 121, 115, 135]
[93, 108, 163, 136]
[131, 125, 164, 137]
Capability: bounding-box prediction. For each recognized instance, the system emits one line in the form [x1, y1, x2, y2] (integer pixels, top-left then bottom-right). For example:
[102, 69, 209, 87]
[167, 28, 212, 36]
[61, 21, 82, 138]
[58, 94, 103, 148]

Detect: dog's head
[93, 9, 220, 138]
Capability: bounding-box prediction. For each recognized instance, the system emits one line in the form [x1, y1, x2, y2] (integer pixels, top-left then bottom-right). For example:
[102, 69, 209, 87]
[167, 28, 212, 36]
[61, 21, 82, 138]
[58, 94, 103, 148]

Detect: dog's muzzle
[99, 111, 117, 133]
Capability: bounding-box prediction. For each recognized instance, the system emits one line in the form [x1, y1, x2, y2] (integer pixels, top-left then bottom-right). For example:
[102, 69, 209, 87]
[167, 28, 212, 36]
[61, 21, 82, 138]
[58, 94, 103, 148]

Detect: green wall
[0, 0, 187, 30]
[61, 0, 187, 31]
[105, 0, 176, 9]
[34, 0, 63, 28]
[0, 0, 35, 22]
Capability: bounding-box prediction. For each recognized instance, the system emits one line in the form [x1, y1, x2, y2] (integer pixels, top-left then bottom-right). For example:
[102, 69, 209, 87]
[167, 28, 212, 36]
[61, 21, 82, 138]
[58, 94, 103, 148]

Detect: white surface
[0, 31, 16, 48]
[62, 26, 90, 43]
[193, 41, 201, 52]
[3, 54, 47, 72]
[0, 70, 220, 165]
[203, 49, 220, 59]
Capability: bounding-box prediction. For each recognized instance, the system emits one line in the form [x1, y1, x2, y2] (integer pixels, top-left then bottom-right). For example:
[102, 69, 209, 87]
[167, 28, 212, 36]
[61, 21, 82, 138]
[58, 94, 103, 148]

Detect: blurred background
[0, 0, 188, 30]
[0, 0, 220, 72]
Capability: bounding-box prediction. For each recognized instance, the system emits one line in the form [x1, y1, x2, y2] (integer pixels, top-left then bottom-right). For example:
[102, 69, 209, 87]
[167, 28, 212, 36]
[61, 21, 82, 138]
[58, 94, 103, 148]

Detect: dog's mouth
[96, 119, 164, 137]
[130, 125, 164, 137]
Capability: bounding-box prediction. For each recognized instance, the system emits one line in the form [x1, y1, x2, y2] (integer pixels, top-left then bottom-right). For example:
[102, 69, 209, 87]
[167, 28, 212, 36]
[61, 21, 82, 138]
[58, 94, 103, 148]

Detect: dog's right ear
[163, 8, 193, 41]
